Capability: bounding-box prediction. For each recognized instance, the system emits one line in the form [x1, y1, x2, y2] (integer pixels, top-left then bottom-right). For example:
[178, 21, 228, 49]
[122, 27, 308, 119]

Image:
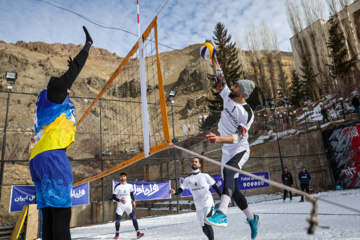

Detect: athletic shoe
[114, 233, 119, 239]
[299, 199, 304, 202]
[137, 232, 144, 239]
[247, 214, 260, 240]
[205, 209, 228, 227]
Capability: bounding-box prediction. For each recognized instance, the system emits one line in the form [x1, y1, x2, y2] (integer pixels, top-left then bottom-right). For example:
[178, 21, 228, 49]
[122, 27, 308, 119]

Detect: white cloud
[0, 0, 333, 56]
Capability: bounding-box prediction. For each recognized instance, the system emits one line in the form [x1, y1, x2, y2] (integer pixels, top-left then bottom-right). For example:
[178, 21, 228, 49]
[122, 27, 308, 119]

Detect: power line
[36, 0, 190, 56]
[37, 0, 138, 37]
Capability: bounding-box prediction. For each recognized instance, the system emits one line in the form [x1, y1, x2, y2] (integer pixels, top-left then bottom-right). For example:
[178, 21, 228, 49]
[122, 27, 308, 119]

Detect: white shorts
[197, 205, 213, 227]
[116, 204, 133, 216]
[221, 148, 250, 179]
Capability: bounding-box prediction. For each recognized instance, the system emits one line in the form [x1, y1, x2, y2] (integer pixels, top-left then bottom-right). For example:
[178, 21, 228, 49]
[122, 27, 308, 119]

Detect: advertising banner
[113, 180, 171, 201]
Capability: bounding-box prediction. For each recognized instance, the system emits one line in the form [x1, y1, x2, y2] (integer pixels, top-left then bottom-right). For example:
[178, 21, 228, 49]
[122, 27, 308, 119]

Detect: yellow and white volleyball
[200, 42, 216, 60]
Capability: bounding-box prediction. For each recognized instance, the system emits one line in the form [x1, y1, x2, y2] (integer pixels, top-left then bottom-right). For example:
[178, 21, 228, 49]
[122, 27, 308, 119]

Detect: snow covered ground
[71, 189, 360, 240]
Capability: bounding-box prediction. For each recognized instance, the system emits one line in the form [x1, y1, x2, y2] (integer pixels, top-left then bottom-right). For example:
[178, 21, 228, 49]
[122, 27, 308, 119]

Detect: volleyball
[200, 42, 216, 60]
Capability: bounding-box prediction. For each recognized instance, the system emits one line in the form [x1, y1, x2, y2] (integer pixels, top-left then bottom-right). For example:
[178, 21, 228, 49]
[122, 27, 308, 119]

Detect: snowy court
[70, 189, 360, 240]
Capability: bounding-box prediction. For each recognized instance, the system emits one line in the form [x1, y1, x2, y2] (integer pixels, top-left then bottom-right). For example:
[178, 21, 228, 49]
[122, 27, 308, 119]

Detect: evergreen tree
[299, 54, 318, 100]
[326, 15, 357, 85]
[289, 69, 304, 107]
[246, 86, 265, 109]
[204, 22, 243, 128]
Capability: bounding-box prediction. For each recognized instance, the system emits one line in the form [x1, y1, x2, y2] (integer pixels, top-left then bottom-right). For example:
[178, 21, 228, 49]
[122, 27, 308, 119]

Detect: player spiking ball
[201, 40, 260, 239]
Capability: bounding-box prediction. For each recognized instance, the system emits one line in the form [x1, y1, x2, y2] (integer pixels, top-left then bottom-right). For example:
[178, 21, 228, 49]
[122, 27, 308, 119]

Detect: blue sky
[0, 0, 327, 56]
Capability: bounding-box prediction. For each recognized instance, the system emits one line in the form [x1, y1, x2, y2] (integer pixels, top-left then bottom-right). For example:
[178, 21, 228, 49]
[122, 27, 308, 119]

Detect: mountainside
[0, 40, 295, 161]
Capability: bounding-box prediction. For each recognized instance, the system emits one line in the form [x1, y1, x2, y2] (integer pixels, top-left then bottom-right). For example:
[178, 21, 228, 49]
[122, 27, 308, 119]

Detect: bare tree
[246, 25, 270, 99]
[327, 0, 341, 15]
[285, 0, 304, 35]
[300, 0, 326, 98]
[260, 21, 277, 98]
[235, 36, 247, 79]
[271, 27, 289, 98]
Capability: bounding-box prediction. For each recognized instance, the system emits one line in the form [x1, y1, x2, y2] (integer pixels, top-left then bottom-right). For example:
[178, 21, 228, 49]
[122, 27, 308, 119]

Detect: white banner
[139, 38, 152, 157]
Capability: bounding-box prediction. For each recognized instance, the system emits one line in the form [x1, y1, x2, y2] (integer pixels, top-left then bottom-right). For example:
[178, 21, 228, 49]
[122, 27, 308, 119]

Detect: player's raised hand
[169, 189, 175, 195]
[83, 26, 93, 44]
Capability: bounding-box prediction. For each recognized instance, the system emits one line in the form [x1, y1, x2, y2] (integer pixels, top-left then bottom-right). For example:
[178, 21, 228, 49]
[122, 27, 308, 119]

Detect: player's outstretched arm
[169, 188, 183, 195]
[205, 40, 226, 93]
[58, 26, 93, 90]
[47, 26, 93, 103]
[205, 123, 247, 144]
[211, 183, 222, 198]
[213, 55, 227, 93]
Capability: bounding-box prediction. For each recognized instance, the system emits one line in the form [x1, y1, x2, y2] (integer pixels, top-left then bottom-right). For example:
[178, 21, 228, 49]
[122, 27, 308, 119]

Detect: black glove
[83, 26, 93, 44]
[67, 57, 73, 67]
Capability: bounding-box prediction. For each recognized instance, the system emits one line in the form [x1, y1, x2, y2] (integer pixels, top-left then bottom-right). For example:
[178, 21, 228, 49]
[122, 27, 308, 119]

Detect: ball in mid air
[200, 42, 216, 60]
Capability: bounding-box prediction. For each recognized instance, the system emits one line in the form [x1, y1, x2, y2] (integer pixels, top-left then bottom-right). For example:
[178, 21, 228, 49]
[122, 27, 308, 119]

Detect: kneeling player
[170, 158, 222, 240]
[113, 172, 144, 239]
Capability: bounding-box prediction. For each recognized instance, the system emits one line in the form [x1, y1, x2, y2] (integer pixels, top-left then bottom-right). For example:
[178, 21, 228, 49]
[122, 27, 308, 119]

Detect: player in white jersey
[204, 43, 260, 239]
[169, 158, 222, 240]
[112, 172, 144, 239]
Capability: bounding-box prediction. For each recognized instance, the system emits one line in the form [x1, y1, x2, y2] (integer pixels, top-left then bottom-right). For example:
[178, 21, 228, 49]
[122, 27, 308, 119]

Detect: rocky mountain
[0, 40, 295, 161]
[0, 40, 295, 224]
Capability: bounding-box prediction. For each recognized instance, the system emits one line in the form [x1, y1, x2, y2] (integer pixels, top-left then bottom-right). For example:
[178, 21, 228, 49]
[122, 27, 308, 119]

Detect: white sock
[218, 195, 231, 215]
[242, 207, 254, 221]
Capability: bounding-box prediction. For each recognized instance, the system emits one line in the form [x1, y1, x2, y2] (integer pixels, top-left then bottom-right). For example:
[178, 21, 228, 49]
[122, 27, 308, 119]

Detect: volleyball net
[73, 16, 170, 186]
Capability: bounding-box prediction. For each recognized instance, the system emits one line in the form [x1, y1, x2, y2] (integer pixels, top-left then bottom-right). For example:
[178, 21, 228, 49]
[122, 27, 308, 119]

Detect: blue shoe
[205, 210, 228, 227]
[247, 214, 260, 239]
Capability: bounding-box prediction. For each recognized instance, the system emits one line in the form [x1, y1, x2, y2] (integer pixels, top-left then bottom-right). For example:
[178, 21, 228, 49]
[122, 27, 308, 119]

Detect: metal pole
[172, 104, 180, 213]
[264, 115, 267, 131]
[0, 90, 11, 199]
[275, 117, 284, 171]
[100, 98, 104, 223]
[341, 100, 345, 119]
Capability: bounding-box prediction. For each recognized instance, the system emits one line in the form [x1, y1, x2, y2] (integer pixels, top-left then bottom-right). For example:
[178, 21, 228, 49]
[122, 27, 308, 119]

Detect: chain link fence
[0, 90, 352, 228]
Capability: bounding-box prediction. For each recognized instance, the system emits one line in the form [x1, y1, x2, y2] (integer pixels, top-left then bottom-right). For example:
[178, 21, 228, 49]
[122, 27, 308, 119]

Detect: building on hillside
[290, 0, 360, 96]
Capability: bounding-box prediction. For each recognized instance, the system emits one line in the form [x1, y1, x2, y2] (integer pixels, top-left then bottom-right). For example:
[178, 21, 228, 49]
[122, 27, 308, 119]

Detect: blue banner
[71, 182, 90, 206]
[113, 180, 171, 201]
[238, 172, 270, 190]
[180, 175, 223, 197]
[9, 183, 90, 212]
[9, 185, 36, 212]
[179, 172, 270, 197]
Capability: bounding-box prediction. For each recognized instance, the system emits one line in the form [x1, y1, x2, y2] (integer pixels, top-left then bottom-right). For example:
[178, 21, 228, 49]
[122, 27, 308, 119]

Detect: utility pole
[0, 72, 17, 199]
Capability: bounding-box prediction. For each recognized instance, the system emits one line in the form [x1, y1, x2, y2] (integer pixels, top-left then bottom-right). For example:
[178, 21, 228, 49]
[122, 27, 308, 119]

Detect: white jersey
[218, 85, 254, 159]
[180, 172, 216, 210]
[113, 183, 133, 208]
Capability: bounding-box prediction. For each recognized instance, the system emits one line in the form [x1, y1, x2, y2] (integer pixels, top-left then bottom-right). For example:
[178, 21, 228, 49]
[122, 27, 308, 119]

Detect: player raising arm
[203, 41, 260, 240]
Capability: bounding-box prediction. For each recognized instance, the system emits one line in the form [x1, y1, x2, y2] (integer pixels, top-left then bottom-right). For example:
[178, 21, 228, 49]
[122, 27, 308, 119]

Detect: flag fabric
[187, 124, 191, 132]
[183, 124, 187, 133]
[192, 123, 195, 133]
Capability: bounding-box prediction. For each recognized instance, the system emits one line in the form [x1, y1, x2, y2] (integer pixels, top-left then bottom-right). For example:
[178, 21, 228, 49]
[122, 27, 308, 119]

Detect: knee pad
[129, 211, 136, 220]
[115, 220, 121, 224]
